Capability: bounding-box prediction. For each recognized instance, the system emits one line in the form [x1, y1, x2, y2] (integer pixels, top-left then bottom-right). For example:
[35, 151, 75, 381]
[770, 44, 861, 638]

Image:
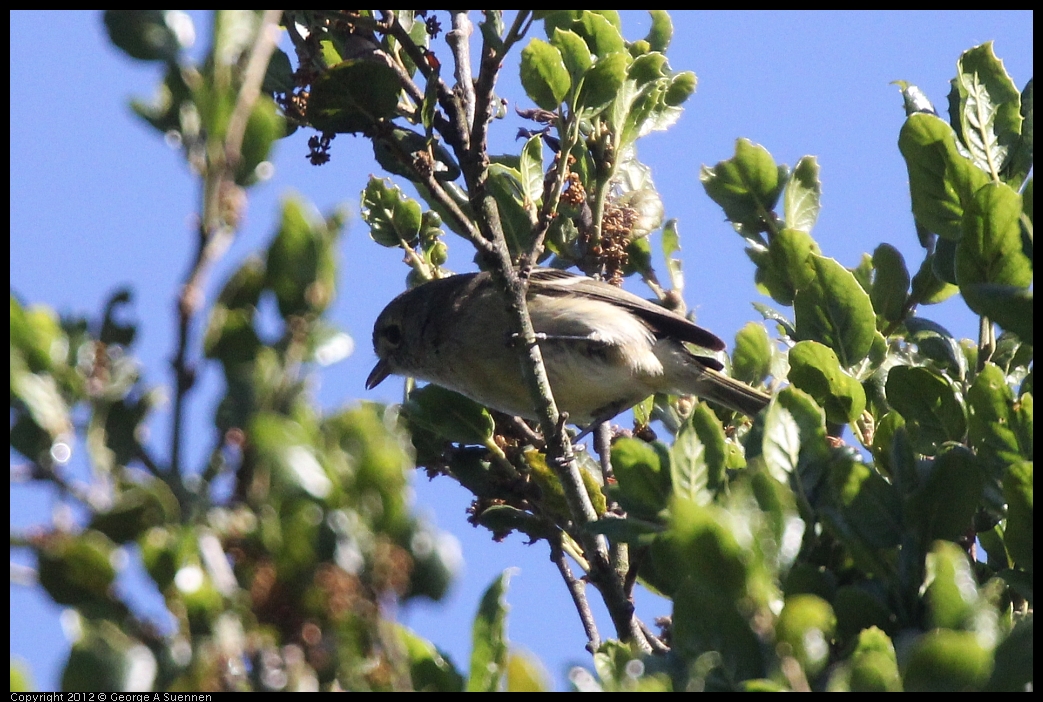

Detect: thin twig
[552, 538, 602, 653]
[468, 11, 533, 162]
[520, 121, 579, 270]
[224, 10, 283, 168]
[134, 444, 166, 480]
[381, 12, 471, 154]
[170, 11, 283, 477]
[637, 618, 670, 654]
[594, 422, 614, 484]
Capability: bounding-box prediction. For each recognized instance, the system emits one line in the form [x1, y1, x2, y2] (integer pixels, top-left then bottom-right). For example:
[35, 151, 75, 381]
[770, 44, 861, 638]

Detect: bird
[366, 269, 770, 424]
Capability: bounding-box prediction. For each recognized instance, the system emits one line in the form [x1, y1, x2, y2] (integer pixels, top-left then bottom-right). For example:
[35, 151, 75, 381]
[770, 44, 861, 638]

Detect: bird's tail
[680, 364, 771, 417]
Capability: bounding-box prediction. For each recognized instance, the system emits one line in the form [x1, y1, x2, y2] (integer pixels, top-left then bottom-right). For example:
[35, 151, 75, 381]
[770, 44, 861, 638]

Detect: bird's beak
[366, 357, 392, 390]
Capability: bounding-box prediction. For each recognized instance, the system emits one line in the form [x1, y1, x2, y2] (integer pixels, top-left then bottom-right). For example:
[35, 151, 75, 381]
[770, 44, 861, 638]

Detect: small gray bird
[366, 269, 770, 423]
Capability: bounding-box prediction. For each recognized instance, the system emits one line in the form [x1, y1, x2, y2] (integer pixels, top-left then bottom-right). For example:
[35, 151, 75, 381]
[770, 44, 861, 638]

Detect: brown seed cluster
[593, 203, 637, 286]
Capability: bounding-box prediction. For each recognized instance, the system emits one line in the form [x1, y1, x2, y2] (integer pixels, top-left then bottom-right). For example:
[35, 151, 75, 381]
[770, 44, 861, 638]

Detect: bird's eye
[382, 323, 402, 347]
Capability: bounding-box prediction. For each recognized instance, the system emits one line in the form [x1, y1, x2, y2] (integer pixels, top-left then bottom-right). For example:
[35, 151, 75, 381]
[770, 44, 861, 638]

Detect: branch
[171, 10, 283, 477]
[380, 12, 472, 154]
[551, 537, 601, 653]
[223, 10, 283, 168]
[521, 119, 581, 270]
[456, 16, 654, 648]
[446, 12, 476, 130]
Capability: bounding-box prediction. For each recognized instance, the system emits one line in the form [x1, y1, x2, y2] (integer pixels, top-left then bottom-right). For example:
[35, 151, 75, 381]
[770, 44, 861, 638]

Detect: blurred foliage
[11, 10, 1032, 692]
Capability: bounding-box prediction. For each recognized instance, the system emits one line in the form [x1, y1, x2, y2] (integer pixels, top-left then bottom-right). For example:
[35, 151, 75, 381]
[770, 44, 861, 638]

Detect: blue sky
[10, 10, 1032, 691]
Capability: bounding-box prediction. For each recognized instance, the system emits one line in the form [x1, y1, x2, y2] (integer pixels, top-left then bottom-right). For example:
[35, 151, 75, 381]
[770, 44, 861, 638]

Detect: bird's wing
[528, 269, 727, 354]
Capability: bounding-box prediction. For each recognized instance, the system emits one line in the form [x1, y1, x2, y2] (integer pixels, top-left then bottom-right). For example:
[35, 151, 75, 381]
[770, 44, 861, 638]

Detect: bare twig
[468, 11, 534, 162]
[637, 618, 670, 654]
[171, 11, 283, 478]
[223, 10, 283, 168]
[551, 538, 601, 653]
[447, 12, 476, 130]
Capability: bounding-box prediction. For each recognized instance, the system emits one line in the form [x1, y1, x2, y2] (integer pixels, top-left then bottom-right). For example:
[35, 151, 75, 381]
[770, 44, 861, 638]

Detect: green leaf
[755, 227, 819, 305]
[846, 626, 902, 692]
[36, 531, 117, 606]
[1002, 460, 1033, 571]
[486, 164, 537, 256]
[1001, 78, 1033, 185]
[361, 176, 428, 248]
[910, 252, 959, 305]
[308, 58, 402, 133]
[788, 340, 867, 425]
[392, 197, 423, 245]
[833, 588, 894, 647]
[956, 181, 1031, 288]
[701, 139, 785, 231]
[664, 71, 697, 107]
[732, 322, 772, 386]
[549, 28, 592, 83]
[793, 255, 876, 367]
[266, 196, 336, 317]
[467, 572, 511, 692]
[824, 452, 903, 552]
[538, 11, 583, 37]
[475, 504, 554, 542]
[668, 497, 765, 681]
[518, 135, 545, 207]
[870, 244, 910, 325]
[250, 413, 333, 503]
[948, 42, 1023, 179]
[202, 304, 260, 365]
[755, 387, 829, 485]
[236, 95, 283, 185]
[898, 113, 990, 239]
[61, 621, 152, 692]
[404, 385, 495, 447]
[88, 482, 178, 544]
[925, 540, 977, 630]
[398, 625, 466, 692]
[967, 362, 1032, 473]
[904, 317, 965, 377]
[894, 79, 937, 117]
[932, 236, 959, 284]
[571, 11, 625, 57]
[130, 63, 194, 136]
[104, 10, 184, 62]
[576, 51, 628, 116]
[885, 366, 967, 455]
[505, 649, 551, 692]
[584, 516, 663, 546]
[372, 127, 461, 182]
[10, 659, 33, 693]
[902, 630, 992, 692]
[783, 156, 822, 233]
[10, 298, 65, 374]
[660, 218, 683, 292]
[262, 47, 295, 95]
[912, 445, 984, 542]
[986, 616, 1034, 691]
[99, 288, 137, 347]
[10, 357, 71, 445]
[611, 438, 671, 519]
[420, 65, 440, 136]
[775, 595, 836, 676]
[671, 403, 728, 502]
[644, 10, 673, 53]
[962, 285, 1033, 341]
[520, 39, 571, 111]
